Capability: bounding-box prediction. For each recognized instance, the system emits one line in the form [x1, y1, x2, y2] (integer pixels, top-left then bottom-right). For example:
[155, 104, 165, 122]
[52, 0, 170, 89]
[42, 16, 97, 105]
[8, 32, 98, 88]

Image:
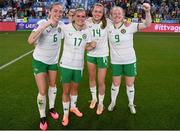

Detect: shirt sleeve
[32, 20, 45, 32]
[129, 23, 139, 33]
[85, 28, 92, 43]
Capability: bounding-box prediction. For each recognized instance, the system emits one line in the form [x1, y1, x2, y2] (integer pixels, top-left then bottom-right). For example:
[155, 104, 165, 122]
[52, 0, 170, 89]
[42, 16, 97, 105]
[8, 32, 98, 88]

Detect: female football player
[28, 3, 63, 130]
[60, 8, 96, 126]
[86, 3, 109, 115]
[107, 3, 152, 114]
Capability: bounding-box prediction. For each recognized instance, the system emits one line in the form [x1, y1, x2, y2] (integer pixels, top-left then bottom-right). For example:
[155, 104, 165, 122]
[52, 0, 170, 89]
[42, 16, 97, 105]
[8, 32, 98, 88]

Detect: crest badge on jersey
[121, 29, 126, 34]
[109, 31, 112, 34]
[82, 34, 87, 39]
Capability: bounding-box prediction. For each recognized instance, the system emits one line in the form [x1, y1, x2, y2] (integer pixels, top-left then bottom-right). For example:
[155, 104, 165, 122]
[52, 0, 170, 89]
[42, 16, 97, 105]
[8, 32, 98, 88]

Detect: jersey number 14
[93, 29, 101, 37]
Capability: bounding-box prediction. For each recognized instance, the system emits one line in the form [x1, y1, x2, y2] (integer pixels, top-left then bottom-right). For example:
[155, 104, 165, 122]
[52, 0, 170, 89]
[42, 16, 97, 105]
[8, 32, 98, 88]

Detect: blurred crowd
[0, 0, 179, 23]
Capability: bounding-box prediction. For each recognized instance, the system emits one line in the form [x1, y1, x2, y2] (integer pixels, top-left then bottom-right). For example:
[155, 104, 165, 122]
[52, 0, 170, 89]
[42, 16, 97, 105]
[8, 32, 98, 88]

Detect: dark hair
[92, 3, 107, 29]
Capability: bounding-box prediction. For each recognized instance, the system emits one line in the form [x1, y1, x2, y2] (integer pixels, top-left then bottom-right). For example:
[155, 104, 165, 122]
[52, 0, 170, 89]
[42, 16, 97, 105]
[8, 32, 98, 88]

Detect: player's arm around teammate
[107, 3, 152, 114]
[86, 3, 109, 115]
[85, 40, 97, 51]
[59, 8, 95, 126]
[28, 3, 63, 130]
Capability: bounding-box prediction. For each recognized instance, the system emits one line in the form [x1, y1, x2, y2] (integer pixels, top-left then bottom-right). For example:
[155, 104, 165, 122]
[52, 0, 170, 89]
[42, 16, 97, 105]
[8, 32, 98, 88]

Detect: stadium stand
[0, 0, 179, 23]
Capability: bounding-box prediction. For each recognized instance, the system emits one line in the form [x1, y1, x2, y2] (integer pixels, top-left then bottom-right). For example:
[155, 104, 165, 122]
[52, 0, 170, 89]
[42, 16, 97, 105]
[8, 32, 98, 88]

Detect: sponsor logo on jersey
[46, 27, 51, 33]
[121, 29, 126, 34]
[82, 34, 87, 39]
[69, 33, 73, 36]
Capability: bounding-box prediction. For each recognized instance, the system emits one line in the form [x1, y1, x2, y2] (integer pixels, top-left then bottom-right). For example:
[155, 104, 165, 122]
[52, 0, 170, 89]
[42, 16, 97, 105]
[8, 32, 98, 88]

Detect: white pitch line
[0, 50, 33, 70]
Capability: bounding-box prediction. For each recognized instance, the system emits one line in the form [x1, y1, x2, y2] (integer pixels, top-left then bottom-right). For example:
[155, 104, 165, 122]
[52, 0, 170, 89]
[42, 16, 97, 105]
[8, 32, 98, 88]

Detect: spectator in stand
[0, 0, 179, 22]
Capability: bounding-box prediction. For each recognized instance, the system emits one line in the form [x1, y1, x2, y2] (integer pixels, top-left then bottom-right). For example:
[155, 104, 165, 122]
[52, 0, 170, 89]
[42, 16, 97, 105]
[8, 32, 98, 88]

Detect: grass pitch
[0, 31, 180, 129]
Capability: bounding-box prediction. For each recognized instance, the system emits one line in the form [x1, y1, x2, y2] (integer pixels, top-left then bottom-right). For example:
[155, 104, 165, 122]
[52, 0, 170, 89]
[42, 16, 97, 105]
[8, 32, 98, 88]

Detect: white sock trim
[70, 95, 78, 108]
[48, 86, 57, 109]
[62, 101, 70, 116]
[37, 93, 46, 118]
[126, 85, 135, 105]
[111, 83, 120, 104]
[98, 94, 105, 105]
[90, 86, 97, 100]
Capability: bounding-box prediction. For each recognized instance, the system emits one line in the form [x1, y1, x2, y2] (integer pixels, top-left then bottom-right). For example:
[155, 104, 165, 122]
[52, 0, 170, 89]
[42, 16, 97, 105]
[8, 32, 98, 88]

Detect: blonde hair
[110, 6, 125, 16]
[71, 8, 86, 23]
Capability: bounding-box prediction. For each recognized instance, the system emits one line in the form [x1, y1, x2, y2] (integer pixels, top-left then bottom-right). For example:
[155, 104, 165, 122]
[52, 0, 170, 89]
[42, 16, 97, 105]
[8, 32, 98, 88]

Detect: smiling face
[111, 7, 124, 24]
[92, 4, 104, 22]
[49, 4, 63, 23]
[74, 9, 86, 27]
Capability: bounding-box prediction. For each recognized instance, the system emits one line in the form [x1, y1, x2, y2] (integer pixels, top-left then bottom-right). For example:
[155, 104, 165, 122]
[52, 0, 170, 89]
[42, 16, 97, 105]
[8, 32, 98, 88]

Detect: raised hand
[143, 3, 151, 12]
